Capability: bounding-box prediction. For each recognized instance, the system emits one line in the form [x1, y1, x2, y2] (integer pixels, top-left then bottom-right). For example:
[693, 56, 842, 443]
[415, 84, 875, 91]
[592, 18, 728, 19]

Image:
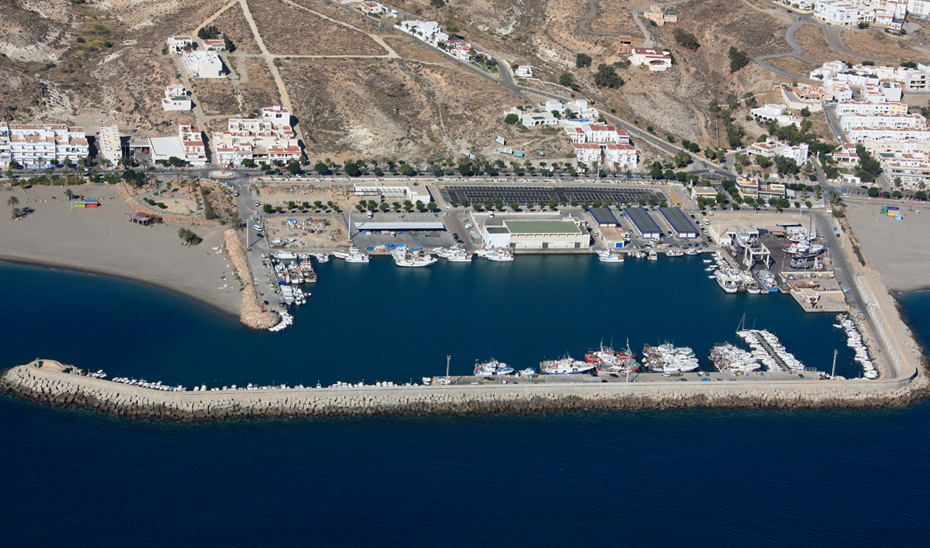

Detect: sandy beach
[845, 198, 930, 292]
[0, 183, 241, 315]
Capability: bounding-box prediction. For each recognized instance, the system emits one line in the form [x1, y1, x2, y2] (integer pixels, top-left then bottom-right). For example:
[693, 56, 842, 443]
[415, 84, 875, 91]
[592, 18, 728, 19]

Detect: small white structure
[481, 219, 590, 250]
[629, 47, 672, 72]
[182, 50, 225, 78]
[358, 2, 387, 15]
[162, 84, 192, 111]
[203, 38, 226, 51]
[98, 126, 122, 166]
[166, 35, 193, 54]
[396, 20, 448, 43]
[750, 104, 799, 127]
[514, 65, 533, 78]
[830, 143, 860, 166]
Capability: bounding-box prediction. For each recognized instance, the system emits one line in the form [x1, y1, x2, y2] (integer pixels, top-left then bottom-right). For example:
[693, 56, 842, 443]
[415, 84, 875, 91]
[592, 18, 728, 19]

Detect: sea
[0, 258, 928, 546]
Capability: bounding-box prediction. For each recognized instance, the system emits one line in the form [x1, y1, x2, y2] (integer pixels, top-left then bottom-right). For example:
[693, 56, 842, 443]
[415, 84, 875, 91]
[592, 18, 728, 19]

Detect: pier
[1, 360, 925, 422]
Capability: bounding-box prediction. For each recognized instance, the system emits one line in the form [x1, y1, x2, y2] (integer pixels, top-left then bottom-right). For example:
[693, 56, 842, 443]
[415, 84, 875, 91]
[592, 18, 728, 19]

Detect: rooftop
[504, 220, 583, 234]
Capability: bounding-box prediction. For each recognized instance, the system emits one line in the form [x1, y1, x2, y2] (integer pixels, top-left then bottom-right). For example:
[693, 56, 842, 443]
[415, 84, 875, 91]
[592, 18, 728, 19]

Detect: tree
[576, 53, 592, 68]
[313, 162, 331, 175]
[673, 28, 700, 51]
[430, 0, 444, 6]
[177, 228, 202, 246]
[415, 200, 425, 211]
[399, 164, 416, 176]
[728, 47, 751, 73]
[242, 158, 256, 168]
[198, 26, 221, 40]
[504, 113, 519, 125]
[510, 202, 519, 211]
[559, 72, 577, 90]
[726, 91, 740, 110]
[800, 106, 811, 117]
[856, 145, 882, 181]
[775, 156, 799, 176]
[457, 163, 474, 176]
[286, 161, 302, 175]
[742, 92, 758, 109]
[427, 201, 437, 211]
[593, 64, 623, 88]
[7, 196, 19, 207]
[344, 161, 361, 177]
[223, 35, 235, 52]
[262, 204, 273, 214]
[674, 150, 691, 168]
[10, 207, 21, 220]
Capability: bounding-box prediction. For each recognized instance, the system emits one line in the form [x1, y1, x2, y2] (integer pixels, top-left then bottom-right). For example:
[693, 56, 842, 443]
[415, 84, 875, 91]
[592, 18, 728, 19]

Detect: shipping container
[880, 206, 887, 214]
[887, 205, 899, 211]
[74, 202, 85, 208]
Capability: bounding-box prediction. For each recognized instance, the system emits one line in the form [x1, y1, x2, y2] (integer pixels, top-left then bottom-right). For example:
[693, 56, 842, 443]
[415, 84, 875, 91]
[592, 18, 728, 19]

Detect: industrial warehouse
[481, 219, 590, 249]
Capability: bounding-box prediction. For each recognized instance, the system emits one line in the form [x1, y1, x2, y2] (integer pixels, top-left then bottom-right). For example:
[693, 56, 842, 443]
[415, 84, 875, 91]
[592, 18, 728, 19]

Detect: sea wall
[223, 229, 279, 330]
[2, 363, 927, 422]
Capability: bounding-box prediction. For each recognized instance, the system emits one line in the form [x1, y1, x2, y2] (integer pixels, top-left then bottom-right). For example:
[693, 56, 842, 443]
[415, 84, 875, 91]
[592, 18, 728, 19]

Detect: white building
[839, 113, 927, 131]
[5, 124, 88, 167]
[0, 124, 10, 168]
[514, 65, 533, 78]
[481, 219, 590, 250]
[98, 126, 122, 166]
[358, 2, 388, 15]
[830, 143, 860, 166]
[162, 84, 192, 111]
[566, 123, 637, 169]
[880, 151, 930, 187]
[748, 139, 810, 166]
[814, 1, 860, 25]
[182, 50, 225, 78]
[573, 143, 602, 165]
[213, 108, 301, 166]
[166, 35, 193, 54]
[629, 47, 673, 71]
[396, 20, 448, 43]
[604, 144, 639, 170]
[750, 104, 800, 127]
[150, 124, 207, 166]
[847, 126, 930, 143]
[836, 101, 909, 117]
[203, 38, 226, 51]
[910, 0, 930, 17]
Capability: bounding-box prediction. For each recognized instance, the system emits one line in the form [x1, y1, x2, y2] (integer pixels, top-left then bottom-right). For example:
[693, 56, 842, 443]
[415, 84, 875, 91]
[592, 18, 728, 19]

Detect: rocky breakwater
[223, 229, 279, 330]
[2, 361, 928, 422]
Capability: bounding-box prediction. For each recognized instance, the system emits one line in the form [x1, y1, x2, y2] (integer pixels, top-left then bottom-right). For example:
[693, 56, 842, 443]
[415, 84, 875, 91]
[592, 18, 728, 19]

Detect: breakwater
[2, 361, 927, 422]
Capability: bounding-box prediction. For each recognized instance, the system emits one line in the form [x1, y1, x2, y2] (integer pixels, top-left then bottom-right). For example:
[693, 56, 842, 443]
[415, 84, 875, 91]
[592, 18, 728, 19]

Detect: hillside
[3, 0, 930, 163]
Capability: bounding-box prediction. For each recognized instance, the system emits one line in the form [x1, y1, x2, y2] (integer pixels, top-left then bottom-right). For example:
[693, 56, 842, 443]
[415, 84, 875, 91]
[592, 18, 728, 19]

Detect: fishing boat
[665, 247, 684, 257]
[642, 343, 700, 374]
[333, 246, 370, 263]
[473, 359, 515, 376]
[539, 355, 596, 375]
[585, 342, 640, 374]
[479, 248, 514, 262]
[710, 344, 762, 373]
[597, 249, 624, 263]
[313, 253, 330, 263]
[647, 250, 658, 261]
[443, 245, 472, 262]
[393, 248, 437, 267]
[273, 251, 297, 260]
[757, 270, 778, 292]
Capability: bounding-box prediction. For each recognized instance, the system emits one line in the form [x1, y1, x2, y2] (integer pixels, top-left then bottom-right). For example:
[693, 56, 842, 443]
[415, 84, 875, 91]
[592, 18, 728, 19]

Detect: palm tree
[7, 196, 18, 207]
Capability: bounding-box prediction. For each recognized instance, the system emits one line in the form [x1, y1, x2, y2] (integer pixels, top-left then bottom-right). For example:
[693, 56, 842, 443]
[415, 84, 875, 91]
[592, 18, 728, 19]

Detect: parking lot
[439, 185, 666, 207]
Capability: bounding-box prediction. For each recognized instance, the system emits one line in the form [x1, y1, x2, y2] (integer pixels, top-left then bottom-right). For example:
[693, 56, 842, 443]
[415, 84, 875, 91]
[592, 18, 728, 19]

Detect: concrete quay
[1, 361, 926, 422]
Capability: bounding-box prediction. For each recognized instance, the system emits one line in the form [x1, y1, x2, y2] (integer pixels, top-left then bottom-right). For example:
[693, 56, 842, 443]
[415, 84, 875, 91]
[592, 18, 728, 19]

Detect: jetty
[1, 359, 926, 422]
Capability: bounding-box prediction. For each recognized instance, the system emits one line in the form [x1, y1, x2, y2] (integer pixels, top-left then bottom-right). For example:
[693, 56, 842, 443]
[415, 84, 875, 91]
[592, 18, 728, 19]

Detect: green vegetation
[576, 53, 592, 68]
[430, 0, 444, 6]
[313, 162, 332, 175]
[177, 228, 202, 246]
[593, 64, 623, 88]
[728, 47, 751, 73]
[198, 26, 221, 40]
[558, 72, 577, 90]
[673, 28, 700, 51]
[504, 113, 519, 125]
[856, 144, 882, 182]
[262, 203, 273, 214]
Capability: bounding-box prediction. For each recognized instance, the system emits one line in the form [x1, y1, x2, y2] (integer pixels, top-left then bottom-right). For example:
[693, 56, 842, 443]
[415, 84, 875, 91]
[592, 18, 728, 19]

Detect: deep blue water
[1, 261, 929, 546]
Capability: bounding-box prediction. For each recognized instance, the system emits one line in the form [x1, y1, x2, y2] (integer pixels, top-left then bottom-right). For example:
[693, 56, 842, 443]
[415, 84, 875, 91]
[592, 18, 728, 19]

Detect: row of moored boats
[835, 314, 878, 379]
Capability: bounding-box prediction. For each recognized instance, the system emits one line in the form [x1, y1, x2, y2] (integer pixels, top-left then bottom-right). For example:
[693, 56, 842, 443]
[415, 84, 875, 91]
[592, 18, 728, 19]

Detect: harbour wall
[2, 362, 927, 422]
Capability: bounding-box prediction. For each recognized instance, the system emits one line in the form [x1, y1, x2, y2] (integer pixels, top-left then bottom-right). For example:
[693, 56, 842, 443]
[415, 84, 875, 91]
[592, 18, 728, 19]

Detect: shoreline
[0, 256, 240, 321]
[1, 361, 926, 422]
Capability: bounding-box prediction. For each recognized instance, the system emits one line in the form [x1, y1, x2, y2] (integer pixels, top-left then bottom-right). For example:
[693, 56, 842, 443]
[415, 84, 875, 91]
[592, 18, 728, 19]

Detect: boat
[333, 246, 370, 263]
[585, 342, 639, 374]
[685, 247, 699, 256]
[298, 261, 318, 283]
[473, 359, 515, 376]
[539, 355, 596, 375]
[441, 245, 472, 262]
[313, 253, 330, 263]
[597, 249, 624, 263]
[273, 251, 297, 260]
[642, 343, 700, 374]
[393, 248, 438, 267]
[710, 344, 762, 373]
[715, 268, 740, 293]
[480, 248, 514, 262]
[268, 312, 294, 332]
[665, 247, 684, 257]
[758, 270, 778, 292]
[647, 250, 658, 261]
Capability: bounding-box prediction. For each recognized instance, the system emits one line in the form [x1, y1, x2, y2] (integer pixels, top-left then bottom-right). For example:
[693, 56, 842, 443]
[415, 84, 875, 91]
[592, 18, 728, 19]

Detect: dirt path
[278, 0, 398, 58]
[195, 0, 239, 36]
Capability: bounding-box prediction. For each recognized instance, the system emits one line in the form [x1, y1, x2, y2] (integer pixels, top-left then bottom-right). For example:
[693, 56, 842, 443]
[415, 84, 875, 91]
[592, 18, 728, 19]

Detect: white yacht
[715, 268, 740, 293]
[393, 248, 437, 267]
[273, 251, 297, 260]
[333, 247, 370, 263]
[597, 249, 624, 263]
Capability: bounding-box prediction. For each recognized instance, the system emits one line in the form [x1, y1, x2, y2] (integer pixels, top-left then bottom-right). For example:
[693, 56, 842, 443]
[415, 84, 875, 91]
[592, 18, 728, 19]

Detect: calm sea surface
[1, 260, 928, 546]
